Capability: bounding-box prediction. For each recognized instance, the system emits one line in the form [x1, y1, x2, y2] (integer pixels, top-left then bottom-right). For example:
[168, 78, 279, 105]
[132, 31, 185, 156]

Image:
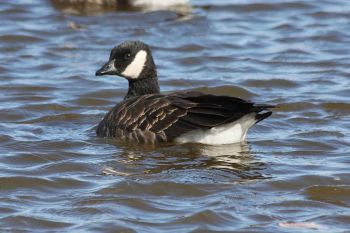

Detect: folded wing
[96, 92, 273, 143]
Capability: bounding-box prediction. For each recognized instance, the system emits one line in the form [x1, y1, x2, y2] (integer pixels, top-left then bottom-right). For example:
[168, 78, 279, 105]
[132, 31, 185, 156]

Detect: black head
[95, 41, 156, 80]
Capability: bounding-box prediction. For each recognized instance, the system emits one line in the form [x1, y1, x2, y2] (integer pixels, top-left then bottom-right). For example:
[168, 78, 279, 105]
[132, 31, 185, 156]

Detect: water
[1, 0, 350, 232]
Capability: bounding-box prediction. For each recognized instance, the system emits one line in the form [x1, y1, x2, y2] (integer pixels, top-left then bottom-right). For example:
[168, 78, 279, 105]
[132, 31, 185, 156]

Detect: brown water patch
[303, 185, 350, 207]
[243, 79, 299, 88]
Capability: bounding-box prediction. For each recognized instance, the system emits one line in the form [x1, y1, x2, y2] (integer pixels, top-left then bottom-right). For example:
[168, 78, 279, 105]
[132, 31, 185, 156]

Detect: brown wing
[162, 91, 273, 140]
[96, 92, 273, 143]
[96, 94, 193, 143]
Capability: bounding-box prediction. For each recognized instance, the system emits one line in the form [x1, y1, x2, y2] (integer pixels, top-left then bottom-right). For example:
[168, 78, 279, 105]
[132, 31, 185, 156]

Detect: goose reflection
[101, 141, 269, 182]
[51, 0, 191, 15]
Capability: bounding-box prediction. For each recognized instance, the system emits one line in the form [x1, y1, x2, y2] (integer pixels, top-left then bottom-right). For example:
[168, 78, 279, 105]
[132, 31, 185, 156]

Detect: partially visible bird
[52, 0, 189, 11]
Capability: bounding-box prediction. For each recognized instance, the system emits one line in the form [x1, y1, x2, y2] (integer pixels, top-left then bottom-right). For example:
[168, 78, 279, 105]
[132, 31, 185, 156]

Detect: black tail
[255, 111, 272, 124]
[252, 104, 274, 124]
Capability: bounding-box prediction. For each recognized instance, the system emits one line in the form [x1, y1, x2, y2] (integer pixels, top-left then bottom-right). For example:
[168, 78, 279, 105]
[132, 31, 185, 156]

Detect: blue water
[0, 0, 350, 232]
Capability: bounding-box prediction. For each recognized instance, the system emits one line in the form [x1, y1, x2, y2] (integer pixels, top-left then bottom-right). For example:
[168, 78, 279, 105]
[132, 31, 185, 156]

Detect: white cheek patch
[122, 50, 147, 79]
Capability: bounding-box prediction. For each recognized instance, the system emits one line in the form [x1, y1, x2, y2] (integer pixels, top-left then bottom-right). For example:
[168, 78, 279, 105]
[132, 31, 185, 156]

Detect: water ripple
[1, 0, 350, 232]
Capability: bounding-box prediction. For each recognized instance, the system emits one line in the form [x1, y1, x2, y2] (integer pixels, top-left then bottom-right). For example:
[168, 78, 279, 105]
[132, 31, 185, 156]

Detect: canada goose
[95, 41, 273, 145]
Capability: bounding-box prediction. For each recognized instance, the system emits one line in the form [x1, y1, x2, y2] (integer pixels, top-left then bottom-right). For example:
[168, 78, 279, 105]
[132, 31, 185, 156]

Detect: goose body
[54, 0, 189, 8]
[95, 41, 273, 145]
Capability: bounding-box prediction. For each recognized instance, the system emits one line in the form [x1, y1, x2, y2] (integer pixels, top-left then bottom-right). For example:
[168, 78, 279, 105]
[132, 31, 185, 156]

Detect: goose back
[96, 91, 272, 144]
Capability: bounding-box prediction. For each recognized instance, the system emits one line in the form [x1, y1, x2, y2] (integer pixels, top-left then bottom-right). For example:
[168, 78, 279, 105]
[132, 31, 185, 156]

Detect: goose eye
[124, 53, 131, 60]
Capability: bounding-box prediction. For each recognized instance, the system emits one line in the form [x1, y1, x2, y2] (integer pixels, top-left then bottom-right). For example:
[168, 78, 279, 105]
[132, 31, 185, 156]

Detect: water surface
[1, 0, 350, 232]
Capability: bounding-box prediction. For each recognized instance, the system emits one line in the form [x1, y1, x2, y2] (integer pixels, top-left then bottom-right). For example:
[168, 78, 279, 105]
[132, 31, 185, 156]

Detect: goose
[95, 41, 273, 145]
[53, 0, 189, 9]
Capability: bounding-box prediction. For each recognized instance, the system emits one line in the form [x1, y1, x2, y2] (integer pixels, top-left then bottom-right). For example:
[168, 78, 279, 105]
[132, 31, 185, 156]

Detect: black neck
[125, 77, 160, 99]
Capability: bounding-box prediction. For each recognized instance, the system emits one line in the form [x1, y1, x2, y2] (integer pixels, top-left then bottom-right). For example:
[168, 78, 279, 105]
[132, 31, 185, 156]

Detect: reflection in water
[102, 140, 268, 182]
[51, 0, 191, 15]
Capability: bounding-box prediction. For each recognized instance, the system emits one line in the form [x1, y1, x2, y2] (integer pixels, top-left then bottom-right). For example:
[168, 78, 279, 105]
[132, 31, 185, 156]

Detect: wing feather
[96, 92, 273, 143]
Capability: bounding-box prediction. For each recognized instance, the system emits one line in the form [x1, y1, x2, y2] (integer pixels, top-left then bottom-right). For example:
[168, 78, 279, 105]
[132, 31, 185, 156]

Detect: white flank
[175, 114, 257, 145]
[122, 50, 147, 79]
[133, 0, 189, 7]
